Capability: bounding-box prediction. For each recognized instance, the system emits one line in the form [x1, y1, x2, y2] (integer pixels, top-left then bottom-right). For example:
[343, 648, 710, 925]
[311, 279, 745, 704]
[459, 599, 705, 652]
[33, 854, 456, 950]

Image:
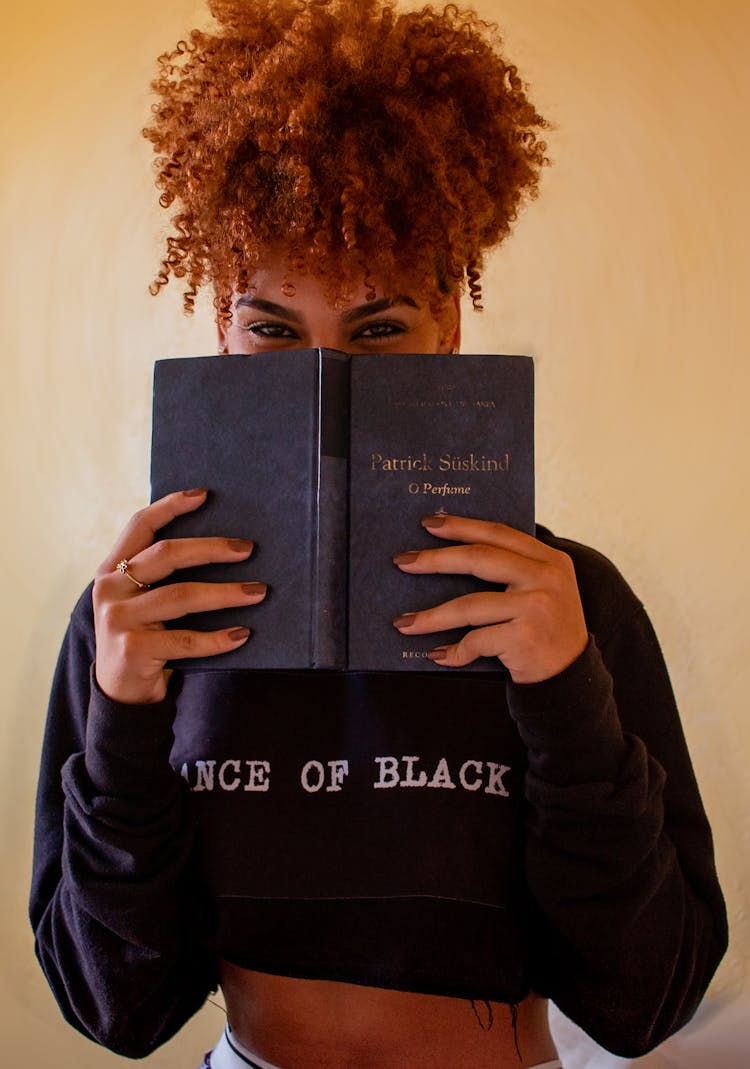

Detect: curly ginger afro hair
[144, 0, 548, 319]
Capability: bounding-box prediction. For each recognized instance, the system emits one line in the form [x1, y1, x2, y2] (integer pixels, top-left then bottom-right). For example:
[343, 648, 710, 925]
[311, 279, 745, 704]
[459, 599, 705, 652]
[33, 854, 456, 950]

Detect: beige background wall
[2, 0, 748, 1064]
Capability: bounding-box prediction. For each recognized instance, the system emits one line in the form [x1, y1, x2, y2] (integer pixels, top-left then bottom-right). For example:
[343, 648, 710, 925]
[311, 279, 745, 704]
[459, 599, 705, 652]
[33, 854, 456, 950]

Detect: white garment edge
[209, 1027, 284, 1069]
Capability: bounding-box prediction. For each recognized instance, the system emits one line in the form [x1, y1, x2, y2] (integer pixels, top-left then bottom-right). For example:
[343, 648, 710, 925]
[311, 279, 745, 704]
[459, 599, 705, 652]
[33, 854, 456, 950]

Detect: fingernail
[393, 551, 420, 565]
[393, 613, 417, 628]
[422, 515, 446, 528]
[242, 582, 267, 596]
[228, 627, 251, 642]
[184, 487, 208, 497]
[229, 539, 254, 553]
[426, 647, 449, 661]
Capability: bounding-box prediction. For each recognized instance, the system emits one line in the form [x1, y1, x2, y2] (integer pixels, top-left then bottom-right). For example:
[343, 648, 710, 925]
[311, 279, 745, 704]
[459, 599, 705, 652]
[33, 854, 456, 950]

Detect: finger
[114, 536, 255, 587]
[393, 543, 536, 586]
[102, 581, 268, 627]
[393, 590, 524, 635]
[126, 624, 253, 663]
[426, 623, 511, 668]
[100, 489, 208, 572]
[420, 514, 550, 562]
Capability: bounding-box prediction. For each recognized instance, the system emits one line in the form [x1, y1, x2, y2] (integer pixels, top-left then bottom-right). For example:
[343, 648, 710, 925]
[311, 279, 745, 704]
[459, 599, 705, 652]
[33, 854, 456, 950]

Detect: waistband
[201, 1026, 563, 1069]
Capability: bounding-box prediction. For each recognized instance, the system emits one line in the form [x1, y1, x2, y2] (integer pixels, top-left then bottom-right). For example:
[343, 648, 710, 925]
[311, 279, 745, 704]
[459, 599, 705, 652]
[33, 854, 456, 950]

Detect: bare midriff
[220, 960, 558, 1069]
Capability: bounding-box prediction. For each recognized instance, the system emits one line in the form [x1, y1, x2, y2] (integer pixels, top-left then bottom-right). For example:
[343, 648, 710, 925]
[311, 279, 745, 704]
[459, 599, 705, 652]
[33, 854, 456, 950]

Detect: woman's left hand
[392, 514, 588, 684]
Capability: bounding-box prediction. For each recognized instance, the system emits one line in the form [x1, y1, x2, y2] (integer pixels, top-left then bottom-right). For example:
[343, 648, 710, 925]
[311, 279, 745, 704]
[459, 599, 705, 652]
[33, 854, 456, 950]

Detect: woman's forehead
[237, 250, 427, 309]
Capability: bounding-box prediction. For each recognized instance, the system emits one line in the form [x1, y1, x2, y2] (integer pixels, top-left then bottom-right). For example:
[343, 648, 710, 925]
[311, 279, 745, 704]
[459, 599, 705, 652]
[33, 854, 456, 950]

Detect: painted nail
[426, 647, 449, 661]
[393, 551, 420, 565]
[183, 487, 208, 497]
[392, 613, 417, 628]
[228, 627, 251, 642]
[242, 582, 267, 596]
[421, 514, 446, 528]
[229, 539, 255, 552]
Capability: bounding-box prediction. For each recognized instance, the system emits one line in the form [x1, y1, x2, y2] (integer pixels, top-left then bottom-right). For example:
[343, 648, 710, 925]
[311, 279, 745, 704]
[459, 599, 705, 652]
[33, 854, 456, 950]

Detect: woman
[30, 2, 727, 1067]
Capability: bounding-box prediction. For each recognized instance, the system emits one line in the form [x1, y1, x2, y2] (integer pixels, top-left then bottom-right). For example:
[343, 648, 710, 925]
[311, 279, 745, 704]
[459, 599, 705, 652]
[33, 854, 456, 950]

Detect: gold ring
[116, 559, 150, 590]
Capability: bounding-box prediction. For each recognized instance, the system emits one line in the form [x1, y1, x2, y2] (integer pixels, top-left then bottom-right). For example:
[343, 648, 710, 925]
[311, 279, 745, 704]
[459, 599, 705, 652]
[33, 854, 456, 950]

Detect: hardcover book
[150, 349, 534, 672]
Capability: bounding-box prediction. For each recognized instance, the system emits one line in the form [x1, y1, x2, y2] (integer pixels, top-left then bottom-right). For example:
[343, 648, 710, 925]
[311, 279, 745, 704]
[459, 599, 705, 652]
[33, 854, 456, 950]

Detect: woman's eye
[243, 321, 299, 339]
[353, 320, 406, 340]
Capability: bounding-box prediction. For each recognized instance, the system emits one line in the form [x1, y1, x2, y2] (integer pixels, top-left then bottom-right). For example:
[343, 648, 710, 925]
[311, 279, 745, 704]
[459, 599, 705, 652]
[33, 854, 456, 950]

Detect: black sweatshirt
[30, 528, 727, 1059]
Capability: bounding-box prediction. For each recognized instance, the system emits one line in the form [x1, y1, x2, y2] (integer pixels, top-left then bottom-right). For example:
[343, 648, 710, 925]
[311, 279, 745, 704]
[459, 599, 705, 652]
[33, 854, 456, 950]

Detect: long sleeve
[30, 586, 217, 1058]
[509, 532, 727, 1057]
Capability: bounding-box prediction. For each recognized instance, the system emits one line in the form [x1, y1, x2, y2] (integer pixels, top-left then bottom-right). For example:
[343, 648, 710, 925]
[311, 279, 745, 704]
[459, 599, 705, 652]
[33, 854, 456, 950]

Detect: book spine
[311, 351, 350, 669]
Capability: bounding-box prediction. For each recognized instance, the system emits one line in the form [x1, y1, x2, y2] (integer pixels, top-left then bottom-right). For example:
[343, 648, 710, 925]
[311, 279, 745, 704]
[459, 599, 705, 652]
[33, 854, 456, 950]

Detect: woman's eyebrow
[342, 296, 418, 324]
[234, 295, 303, 322]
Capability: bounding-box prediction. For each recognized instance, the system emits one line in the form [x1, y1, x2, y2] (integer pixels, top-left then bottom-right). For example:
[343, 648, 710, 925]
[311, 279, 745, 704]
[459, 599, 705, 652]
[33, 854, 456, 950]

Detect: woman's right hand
[93, 488, 266, 705]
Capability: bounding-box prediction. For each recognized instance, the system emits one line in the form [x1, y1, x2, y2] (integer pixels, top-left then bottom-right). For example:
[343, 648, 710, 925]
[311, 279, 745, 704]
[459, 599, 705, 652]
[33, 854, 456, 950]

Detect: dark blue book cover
[151, 350, 348, 670]
[150, 350, 533, 671]
[348, 353, 533, 671]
